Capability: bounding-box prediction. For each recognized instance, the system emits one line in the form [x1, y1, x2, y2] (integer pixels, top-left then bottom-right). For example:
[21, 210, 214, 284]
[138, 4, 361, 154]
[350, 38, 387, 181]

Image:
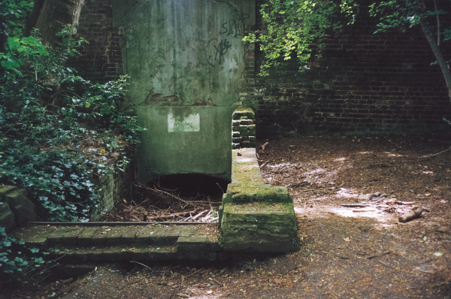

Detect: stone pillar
[219, 107, 300, 252]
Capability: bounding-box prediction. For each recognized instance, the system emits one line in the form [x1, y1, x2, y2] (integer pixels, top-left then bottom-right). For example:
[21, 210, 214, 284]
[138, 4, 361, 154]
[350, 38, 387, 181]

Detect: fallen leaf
[274, 278, 282, 284]
[343, 237, 351, 242]
[438, 227, 450, 233]
[434, 252, 443, 257]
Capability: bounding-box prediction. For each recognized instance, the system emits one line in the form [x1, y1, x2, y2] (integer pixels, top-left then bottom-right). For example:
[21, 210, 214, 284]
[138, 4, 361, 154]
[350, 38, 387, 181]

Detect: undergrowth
[0, 0, 144, 279]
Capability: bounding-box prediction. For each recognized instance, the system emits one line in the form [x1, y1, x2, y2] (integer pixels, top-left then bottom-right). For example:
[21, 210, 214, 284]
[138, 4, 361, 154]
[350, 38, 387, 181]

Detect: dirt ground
[2, 135, 451, 298]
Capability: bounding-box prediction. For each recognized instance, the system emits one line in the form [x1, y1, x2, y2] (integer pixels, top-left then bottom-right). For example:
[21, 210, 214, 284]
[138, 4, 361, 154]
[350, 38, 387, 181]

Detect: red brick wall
[73, 0, 451, 136]
[246, 1, 451, 136]
[68, 0, 122, 83]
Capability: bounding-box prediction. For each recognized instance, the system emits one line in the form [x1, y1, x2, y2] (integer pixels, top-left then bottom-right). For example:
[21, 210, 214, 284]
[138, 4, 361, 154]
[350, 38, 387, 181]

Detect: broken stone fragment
[399, 207, 423, 223]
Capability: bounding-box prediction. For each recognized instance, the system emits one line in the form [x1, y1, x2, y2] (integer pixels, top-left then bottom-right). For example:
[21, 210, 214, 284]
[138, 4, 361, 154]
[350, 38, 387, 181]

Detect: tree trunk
[25, 0, 85, 46]
[420, 19, 451, 102]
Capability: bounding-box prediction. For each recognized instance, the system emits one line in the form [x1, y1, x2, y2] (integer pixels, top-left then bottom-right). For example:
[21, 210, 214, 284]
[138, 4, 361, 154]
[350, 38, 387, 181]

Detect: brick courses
[245, 0, 451, 136]
[73, 0, 451, 137]
[68, 0, 122, 83]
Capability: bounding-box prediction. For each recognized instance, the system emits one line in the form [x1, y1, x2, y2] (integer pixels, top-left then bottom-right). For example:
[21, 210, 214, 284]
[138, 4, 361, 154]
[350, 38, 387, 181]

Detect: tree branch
[420, 19, 451, 101]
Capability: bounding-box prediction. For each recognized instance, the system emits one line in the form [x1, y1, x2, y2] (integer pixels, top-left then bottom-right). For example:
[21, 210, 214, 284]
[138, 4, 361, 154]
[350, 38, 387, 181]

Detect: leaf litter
[3, 135, 451, 298]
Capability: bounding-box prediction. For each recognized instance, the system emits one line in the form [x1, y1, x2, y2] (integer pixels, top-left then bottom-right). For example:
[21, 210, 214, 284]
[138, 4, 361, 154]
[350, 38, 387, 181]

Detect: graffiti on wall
[206, 38, 232, 67]
[206, 12, 249, 67]
[219, 13, 249, 38]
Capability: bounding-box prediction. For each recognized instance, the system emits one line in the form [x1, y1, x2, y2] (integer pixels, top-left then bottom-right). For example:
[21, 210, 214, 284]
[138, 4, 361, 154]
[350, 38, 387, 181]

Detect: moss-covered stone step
[45, 233, 221, 262]
[219, 202, 299, 252]
[224, 183, 291, 204]
[232, 106, 255, 120]
[231, 148, 264, 184]
[11, 223, 216, 246]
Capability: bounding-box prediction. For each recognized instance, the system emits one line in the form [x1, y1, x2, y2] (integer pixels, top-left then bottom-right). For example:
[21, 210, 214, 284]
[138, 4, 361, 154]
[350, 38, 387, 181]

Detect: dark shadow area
[105, 174, 228, 222]
[148, 174, 228, 199]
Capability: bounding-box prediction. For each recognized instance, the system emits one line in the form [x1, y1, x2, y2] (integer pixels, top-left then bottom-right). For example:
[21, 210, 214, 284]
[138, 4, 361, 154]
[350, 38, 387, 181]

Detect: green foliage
[243, 0, 356, 76]
[0, 142, 99, 221]
[0, 0, 34, 38]
[0, 226, 50, 279]
[0, 2, 144, 221]
[368, 0, 447, 33]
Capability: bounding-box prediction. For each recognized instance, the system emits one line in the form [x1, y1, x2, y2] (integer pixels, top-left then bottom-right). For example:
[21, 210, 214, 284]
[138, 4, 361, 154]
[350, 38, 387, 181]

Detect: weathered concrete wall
[137, 106, 234, 182]
[112, 0, 255, 182]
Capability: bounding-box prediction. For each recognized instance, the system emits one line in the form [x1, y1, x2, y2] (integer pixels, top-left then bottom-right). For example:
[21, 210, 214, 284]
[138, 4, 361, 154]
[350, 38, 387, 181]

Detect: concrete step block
[9, 225, 57, 249]
[225, 183, 291, 204]
[48, 227, 84, 245]
[4, 189, 38, 225]
[219, 202, 300, 252]
[0, 202, 15, 233]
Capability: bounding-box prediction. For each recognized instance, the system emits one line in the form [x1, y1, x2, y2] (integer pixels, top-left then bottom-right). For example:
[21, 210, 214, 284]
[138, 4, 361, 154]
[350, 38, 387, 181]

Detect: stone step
[224, 183, 291, 204]
[232, 107, 255, 120]
[10, 224, 222, 261]
[220, 148, 300, 253]
[219, 202, 299, 252]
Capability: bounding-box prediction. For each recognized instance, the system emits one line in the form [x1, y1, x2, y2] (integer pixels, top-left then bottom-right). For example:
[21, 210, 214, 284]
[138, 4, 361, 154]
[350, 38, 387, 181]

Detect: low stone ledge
[0, 185, 38, 232]
[224, 183, 292, 204]
[0, 202, 15, 233]
[219, 202, 299, 252]
[219, 148, 300, 253]
[10, 223, 222, 261]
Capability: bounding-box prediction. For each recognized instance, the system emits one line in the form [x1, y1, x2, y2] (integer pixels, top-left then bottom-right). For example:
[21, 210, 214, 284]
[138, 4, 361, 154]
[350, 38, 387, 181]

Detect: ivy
[243, 0, 357, 76]
[0, 227, 50, 281]
[0, 1, 144, 222]
[0, 0, 145, 280]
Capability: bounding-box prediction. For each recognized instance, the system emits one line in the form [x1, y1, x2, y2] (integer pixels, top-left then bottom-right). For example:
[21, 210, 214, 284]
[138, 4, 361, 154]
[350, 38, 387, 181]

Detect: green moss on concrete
[219, 202, 299, 252]
[0, 185, 15, 199]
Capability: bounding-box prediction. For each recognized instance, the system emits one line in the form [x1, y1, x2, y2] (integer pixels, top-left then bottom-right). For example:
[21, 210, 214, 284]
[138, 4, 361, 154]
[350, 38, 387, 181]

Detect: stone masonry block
[48, 227, 83, 245]
[91, 227, 111, 245]
[0, 202, 15, 233]
[61, 227, 85, 245]
[136, 227, 156, 245]
[9, 226, 57, 249]
[105, 227, 127, 245]
[4, 189, 37, 225]
[0, 185, 16, 199]
[219, 202, 299, 252]
[120, 227, 139, 242]
[177, 235, 221, 252]
[78, 227, 99, 246]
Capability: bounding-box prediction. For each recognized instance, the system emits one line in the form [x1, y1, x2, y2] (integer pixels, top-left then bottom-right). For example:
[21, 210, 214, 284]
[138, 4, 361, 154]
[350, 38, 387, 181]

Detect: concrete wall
[112, 0, 255, 182]
[71, 0, 451, 141]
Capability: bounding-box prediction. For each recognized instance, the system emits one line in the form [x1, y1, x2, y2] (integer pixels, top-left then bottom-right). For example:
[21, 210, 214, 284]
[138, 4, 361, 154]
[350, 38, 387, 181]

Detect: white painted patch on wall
[168, 113, 200, 132]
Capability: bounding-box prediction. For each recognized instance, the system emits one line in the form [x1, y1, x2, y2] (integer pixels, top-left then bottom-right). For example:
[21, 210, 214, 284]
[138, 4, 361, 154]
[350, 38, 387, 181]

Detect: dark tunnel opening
[148, 174, 228, 200]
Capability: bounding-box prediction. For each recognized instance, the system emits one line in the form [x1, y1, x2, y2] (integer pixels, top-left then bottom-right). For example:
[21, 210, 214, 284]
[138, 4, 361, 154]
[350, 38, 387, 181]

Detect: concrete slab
[77, 227, 99, 246]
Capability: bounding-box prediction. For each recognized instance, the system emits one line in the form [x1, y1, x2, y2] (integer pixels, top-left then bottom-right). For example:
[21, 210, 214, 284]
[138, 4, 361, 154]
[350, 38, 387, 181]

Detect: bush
[0, 3, 144, 221]
[0, 226, 49, 280]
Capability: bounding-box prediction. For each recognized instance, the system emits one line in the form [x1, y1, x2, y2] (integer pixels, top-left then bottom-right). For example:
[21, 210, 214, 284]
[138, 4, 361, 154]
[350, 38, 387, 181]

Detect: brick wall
[243, 0, 451, 137]
[68, 0, 123, 83]
[74, 0, 451, 137]
[93, 151, 134, 218]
